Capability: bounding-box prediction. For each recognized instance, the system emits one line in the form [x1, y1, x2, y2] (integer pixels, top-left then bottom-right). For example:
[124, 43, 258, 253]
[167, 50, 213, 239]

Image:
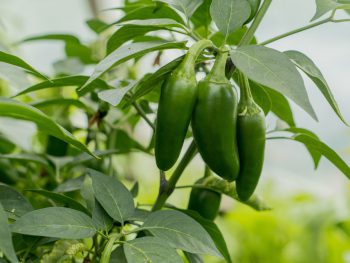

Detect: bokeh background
[1, 0, 350, 262]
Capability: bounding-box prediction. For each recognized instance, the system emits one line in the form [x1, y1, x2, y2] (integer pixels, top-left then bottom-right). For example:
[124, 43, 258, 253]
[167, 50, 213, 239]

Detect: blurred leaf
[89, 169, 135, 224]
[0, 51, 48, 80]
[231, 45, 317, 121]
[210, 0, 251, 39]
[54, 176, 86, 193]
[86, 18, 108, 34]
[14, 75, 112, 97]
[157, 0, 203, 17]
[180, 210, 232, 263]
[184, 252, 204, 263]
[98, 82, 134, 106]
[0, 98, 95, 157]
[22, 34, 96, 64]
[142, 210, 222, 257]
[311, 0, 338, 21]
[0, 184, 33, 218]
[27, 189, 90, 214]
[285, 50, 347, 125]
[0, 153, 51, 168]
[31, 98, 93, 113]
[114, 129, 147, 152]
[0, 203, 19, 263]
[11, 207, 96, 239]
[130, 182, 139, 198]
[79, 41, 187, 92]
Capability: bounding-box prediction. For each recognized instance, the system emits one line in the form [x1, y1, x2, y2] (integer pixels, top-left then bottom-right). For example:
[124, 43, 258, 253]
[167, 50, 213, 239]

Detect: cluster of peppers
[155, 40, 265, 220]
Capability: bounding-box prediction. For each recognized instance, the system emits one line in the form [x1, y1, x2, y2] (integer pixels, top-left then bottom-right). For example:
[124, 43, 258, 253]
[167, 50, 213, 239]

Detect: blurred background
[1, 0, 350, 262]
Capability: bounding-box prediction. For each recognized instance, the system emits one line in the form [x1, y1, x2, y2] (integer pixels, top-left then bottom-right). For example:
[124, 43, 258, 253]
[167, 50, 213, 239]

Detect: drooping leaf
[142, 210, 222, 257]
[311, 0, 338, 21]
[157, 0, 203, 18]
[231, 45, 317, 120]
[89, 169, 135, 224]
[123, 237, 182, 263]
[0, 184, 33, 218]
[180, 210, 232, 263]
[27, 189, 90, 215]
[11, 207, 96, 239]
[285, 50, 347, 125]
[0, 98, 95, 157]
[210, 0, 251, 39]
[0, 203, 19, 263]
[13, 75, 112, 97]
[79, 41, 187, 92]
[0, 51, 47, 80]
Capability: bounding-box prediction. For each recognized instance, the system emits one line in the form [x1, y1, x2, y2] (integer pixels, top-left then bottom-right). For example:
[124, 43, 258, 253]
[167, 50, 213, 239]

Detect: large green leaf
[79, 41, 187, 92]
[285, 50, 347, 125]
[0, 51, 47, 80]
[0, 203, 19, 263]
[157, 0, 203, 18]
[13, 75, 111, 97]
[142, 210, 222, 257]
[231, 45, 317, 120]
[123, 237, 182, 263]
[0, 184, 33, 218]
[311, 0, 338, 21]
[210, 0, 251, 39]
[0, 98, 94, 157]
[92, 201, 113, 232]
[27, 189, 90, 215]
[11, 207, 96, 239]
[89, 169, 135, 224]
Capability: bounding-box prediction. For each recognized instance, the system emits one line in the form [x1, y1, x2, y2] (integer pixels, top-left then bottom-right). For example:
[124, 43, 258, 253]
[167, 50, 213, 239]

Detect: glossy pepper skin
[192, 49, 240, 181]
[155, 40, 213, 171]
[236, 75, 266, 201]
[188, 176, 221, 221]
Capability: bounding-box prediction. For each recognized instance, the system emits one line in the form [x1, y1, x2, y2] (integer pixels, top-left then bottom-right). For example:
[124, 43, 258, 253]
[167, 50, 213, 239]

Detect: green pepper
[192, 47, 240, 181]
[245, 0, 261, 24]
[236, 73, 266, 201]
[188, 167, 221, 220]
[155, 40, 213, 171]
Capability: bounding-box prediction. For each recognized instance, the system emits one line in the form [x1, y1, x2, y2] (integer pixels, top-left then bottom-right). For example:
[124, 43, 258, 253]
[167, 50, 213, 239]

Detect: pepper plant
[1, 0, 350, 262]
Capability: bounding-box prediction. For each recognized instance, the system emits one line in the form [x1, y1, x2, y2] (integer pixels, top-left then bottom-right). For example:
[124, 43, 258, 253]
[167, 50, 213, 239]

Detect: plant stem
[259, 17, 331, 45]
[239, 0, 273, 46]
[132, 102, 155, 130]
[151, 140, 198, 211]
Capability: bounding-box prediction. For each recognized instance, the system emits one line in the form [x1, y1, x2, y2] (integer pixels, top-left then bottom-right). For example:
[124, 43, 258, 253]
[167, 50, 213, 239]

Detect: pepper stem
[207, 46, 230, 82]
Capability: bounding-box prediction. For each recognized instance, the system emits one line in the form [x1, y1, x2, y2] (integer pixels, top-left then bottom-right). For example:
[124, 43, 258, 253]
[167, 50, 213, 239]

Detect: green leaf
[142, 210, 222, 257]
[110, 246, 128, 263]
[184, 252, 204, 263]
[0, 184, 33, 218]
[117, 18, 186, 29]
[0, 51, 47, 80]
[0, 203, 19, 263]
[98, 83, 134, 107]
[86, 18, 109, 34]
[27, 189, 90, 215]
[22, 34, 96, 64]
[285, 50, 347, 125]
[89, 169, 135, 224]
[191, 0, 212, 37]
[0, 98, 95, 157]
[11, 207, 96, 239]
[54, 176, 86, 193]
[123, 237, 182, 263]
[249, 81, 271, 115]
[79, 41, 187, 92]
[114, 129, 147, 152]
[231, 45, 317, 120]
[157, 0, 203, 18]
[292, 134, 350, 178]
[13, 75, 112, 97]
[180, 210, 232, 263]
[210, 26, 257, 47]
[210, 0, 251, 39]
[0, 153, 51, 168]
[311, 0, 338, 21]
[284, 127, 322, 168]
[31, 98, 92, 113]
[92, 201, 113, 232]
